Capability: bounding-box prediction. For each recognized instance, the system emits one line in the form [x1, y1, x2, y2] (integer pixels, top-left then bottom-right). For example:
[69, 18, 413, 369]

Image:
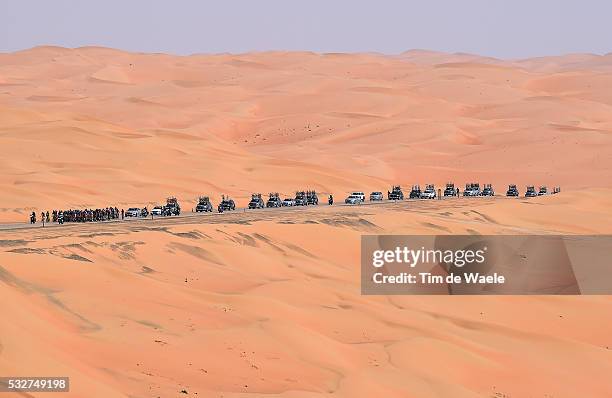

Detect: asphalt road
[0, 196, 509, 232]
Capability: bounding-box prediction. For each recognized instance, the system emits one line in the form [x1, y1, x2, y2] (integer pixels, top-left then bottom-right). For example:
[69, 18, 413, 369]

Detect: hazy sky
[1, 0, 610, 58]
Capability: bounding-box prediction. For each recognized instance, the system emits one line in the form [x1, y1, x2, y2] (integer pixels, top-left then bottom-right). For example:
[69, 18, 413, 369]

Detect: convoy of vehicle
[190, 182, 552, 213]
[141, 181, 554, 217]
[48, 180, 558, 225]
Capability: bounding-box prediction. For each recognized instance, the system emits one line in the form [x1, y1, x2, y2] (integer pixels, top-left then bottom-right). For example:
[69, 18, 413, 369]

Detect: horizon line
[3, 44, 612, 61]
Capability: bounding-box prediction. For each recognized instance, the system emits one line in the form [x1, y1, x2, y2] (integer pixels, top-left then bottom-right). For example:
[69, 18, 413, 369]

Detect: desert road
[0, 195, 586, 238]
[1, 196, 521, 233]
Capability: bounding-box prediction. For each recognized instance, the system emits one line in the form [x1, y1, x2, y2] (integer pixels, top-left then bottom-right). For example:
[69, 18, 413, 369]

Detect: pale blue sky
[1, 0, 610, 58]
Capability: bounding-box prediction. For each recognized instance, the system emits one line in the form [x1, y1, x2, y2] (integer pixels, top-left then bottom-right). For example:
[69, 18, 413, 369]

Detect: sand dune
[1, 47, 612, 397]
[1, 195, 612, 397]
[1, 47, 612, 221]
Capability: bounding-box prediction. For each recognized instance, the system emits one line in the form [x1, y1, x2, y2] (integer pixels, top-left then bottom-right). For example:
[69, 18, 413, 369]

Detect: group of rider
[30, 207, 122, 225]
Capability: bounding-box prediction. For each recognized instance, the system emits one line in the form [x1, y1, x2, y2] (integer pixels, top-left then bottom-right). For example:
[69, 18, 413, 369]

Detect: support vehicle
[345, 194, 362, 204]
[295, 191, 308, 206]
[387, 186, 403, 200]
[409, 185, 422, 199]
[125, 207, 141, 217]
[506, 184, 519, 197]
[481, 184, 494, 196]
[196, 196, 213, 212]
[306, 190, 319, 205]
[266, 193, 283, 208]
[444, 183, 457, 197]
[350, 191, 366, 202]
[370, 191, 384, 201]
[420, 184, 436, 199]
[525, 186, 537, 197]
[282, 198, 296, 207]
[164, 197, 181, 216]
[218, 195, 236, 212]
[463, 183, 481, 197]
[248, 193, 265, 209]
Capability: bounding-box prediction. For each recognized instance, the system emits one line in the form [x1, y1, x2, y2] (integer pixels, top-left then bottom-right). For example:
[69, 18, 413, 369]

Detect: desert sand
[2, 196, 612, 397]
[1, 47, 612, 397]
[1, 47, 612, 221]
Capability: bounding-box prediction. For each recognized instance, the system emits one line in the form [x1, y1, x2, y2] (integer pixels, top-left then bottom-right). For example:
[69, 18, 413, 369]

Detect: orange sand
[2, 196, 612, 397]
[1, 47, 612, 221]
[1, 47, 612, 397]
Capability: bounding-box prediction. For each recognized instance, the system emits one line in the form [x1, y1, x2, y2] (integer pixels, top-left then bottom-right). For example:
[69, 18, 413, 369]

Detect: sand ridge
[1, 47, 612, 222]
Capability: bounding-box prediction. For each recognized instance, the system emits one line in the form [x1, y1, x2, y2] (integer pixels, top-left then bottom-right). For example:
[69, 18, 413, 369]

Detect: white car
[420, 185, 437, 199]
[463, 188, 480, 197]
[151, 206, 164, 216]
[370, 191, 384, 201]
[125, 207, 141, 217]
[345, 194, 363, 204]
[282, 198, 296, 207]
[350, 192, 366, 202]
